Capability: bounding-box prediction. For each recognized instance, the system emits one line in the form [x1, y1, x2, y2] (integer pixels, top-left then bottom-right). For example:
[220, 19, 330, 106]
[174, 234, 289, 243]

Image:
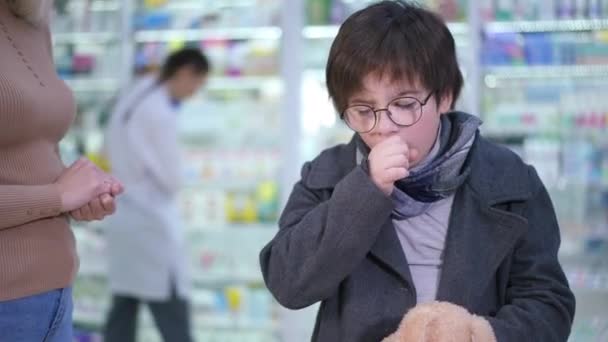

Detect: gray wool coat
[260, 133, 575, 342]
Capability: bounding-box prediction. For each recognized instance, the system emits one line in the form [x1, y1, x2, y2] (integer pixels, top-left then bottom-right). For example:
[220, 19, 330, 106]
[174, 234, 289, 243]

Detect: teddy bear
[382, 301, 497, 342]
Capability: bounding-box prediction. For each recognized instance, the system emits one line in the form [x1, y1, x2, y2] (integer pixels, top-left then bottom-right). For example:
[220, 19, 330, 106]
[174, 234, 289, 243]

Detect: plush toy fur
[383, 302, 497, 342]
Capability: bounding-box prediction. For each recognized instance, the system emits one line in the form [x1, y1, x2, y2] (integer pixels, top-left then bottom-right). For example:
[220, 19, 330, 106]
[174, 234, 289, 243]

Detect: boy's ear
[438, 92, 454, 114]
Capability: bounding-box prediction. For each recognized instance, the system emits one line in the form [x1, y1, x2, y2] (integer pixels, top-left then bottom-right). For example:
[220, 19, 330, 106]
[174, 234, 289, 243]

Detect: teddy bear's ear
[382, 305, 438, 342]
[470, 316, 497, 342]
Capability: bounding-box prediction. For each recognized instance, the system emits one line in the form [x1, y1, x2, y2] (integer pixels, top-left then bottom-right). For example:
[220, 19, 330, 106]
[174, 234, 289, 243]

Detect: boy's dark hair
[160, 47, 210, 82]
[326, 0, 463, 113]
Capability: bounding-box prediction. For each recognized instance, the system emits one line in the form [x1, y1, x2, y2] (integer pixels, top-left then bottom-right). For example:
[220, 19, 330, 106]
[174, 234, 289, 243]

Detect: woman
[0, 0, 122, 340]
[103, 48, 209, 342]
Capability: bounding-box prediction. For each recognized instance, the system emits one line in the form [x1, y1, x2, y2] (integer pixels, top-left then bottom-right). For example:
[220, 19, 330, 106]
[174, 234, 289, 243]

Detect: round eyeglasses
[341, 91, 434, 133]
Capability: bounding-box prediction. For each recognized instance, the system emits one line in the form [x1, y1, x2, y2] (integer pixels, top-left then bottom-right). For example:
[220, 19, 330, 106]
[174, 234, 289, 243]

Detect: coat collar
[304, 132, 532, 205]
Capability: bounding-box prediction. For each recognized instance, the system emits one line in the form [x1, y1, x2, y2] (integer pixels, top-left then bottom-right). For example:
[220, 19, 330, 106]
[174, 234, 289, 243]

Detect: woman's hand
[70, 193, 117, 222]
[55, 158, 122, 214]
[69, 179, 124, 222]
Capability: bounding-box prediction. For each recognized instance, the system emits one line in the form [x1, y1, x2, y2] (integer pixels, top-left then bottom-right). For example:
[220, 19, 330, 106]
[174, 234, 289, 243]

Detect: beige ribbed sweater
[0, 3, 78, 301]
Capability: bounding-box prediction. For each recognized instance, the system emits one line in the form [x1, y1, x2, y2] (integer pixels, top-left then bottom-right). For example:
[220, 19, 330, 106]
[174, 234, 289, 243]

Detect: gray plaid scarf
[357, 111, 481, 219]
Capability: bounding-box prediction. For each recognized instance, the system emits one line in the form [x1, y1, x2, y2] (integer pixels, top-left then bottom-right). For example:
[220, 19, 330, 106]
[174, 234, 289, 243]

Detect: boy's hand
[368, 136, 418, 196]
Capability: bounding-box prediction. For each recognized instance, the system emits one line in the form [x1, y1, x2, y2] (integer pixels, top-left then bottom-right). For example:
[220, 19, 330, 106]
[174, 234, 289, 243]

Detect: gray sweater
[356, 130, 472, 304]
[391, 135, 453, 304]
[393, 195, 453, 304]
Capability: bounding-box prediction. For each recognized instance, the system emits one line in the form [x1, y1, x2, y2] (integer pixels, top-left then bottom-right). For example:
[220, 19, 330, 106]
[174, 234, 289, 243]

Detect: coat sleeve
[259, 163, 394, 309]
[486, 166, 576, 342]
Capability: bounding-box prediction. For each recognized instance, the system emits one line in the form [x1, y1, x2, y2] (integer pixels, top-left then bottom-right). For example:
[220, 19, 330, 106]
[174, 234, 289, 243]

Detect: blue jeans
[0, 287, 73, 342]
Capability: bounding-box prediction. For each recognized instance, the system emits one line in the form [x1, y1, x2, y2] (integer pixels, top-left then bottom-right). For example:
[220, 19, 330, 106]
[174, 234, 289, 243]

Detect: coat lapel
[435, 183, 528, 307]
[435, 137, 532, 307]
[368, 219, 414, 286]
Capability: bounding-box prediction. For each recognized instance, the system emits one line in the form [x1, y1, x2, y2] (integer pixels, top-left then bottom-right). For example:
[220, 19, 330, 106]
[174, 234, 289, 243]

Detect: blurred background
[49, 0, 608, 341]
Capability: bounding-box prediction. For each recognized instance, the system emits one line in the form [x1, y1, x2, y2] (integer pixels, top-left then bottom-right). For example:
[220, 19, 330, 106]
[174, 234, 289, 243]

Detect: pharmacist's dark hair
[159, 47, 210, 82]
[326, 0, 463, 113]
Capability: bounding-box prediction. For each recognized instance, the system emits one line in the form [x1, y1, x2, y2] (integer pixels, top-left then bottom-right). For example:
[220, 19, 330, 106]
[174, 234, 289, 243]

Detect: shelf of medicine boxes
[70, 223, 279, 316]
[83, 0, 121, 12]
[560, 241, 608, 318]
[483, 65, 608, 82]
[51, 23, 122, 92]
[303, 22, 469, 43]
[205, 75, 282, 91]
[481, 66, 608, 139]
[51, 36, 122, 92]
[51, 31, 120, 45]
[484, 19, 608, 34]
[134, 26, 282, 43]
[62, 77, 121, 92]
[72, 222, 278, 276]
[73, 303, 279, 336]
[72, 240, 279, 333]
[480, 131, 608, 148]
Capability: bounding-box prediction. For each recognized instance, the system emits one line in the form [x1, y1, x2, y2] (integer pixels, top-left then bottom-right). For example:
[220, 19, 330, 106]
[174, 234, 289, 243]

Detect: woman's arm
[0, 184, 63, 230]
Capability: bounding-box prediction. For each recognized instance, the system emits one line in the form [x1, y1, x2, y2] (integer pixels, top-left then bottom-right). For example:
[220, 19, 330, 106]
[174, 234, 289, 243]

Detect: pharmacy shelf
[192, 274, 265, 288]
[482, 129, 559, 139]
[303, 22, 469, 39]
[483, 128, 608, 142]
[52, 32, 119, 45]
[141, 0, 261, 11]
[572, 288, 608, 316]
[73, 313, 104, 331]
[483, 65, 608, 82]
[182, 180, 275, 191]
[207, 76, 282, 90]
[135, 26, 282, 42]
[89, 0, 121, 12]
[73, 312, 279, 335]
[63, 78, 120, 92]
[193, 316, 278, 332]
[187, 223, 277, 232]
[78, 263, 107, 278]
[485, 19, 608, 33]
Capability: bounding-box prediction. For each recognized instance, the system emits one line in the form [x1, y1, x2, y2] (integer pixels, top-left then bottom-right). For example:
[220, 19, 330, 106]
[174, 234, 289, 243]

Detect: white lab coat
[104, 76, 190, 301]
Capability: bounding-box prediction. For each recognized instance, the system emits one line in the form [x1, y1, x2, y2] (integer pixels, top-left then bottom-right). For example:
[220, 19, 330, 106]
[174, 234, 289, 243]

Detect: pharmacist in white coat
[103, 48, 209, 342]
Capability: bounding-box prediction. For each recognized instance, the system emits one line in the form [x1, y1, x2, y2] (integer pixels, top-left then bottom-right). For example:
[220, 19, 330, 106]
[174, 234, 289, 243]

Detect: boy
[260, 1, 575, 341]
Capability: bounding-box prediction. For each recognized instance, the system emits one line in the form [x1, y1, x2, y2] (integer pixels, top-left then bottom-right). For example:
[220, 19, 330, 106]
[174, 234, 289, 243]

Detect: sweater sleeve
[0, 184, 63, 230]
